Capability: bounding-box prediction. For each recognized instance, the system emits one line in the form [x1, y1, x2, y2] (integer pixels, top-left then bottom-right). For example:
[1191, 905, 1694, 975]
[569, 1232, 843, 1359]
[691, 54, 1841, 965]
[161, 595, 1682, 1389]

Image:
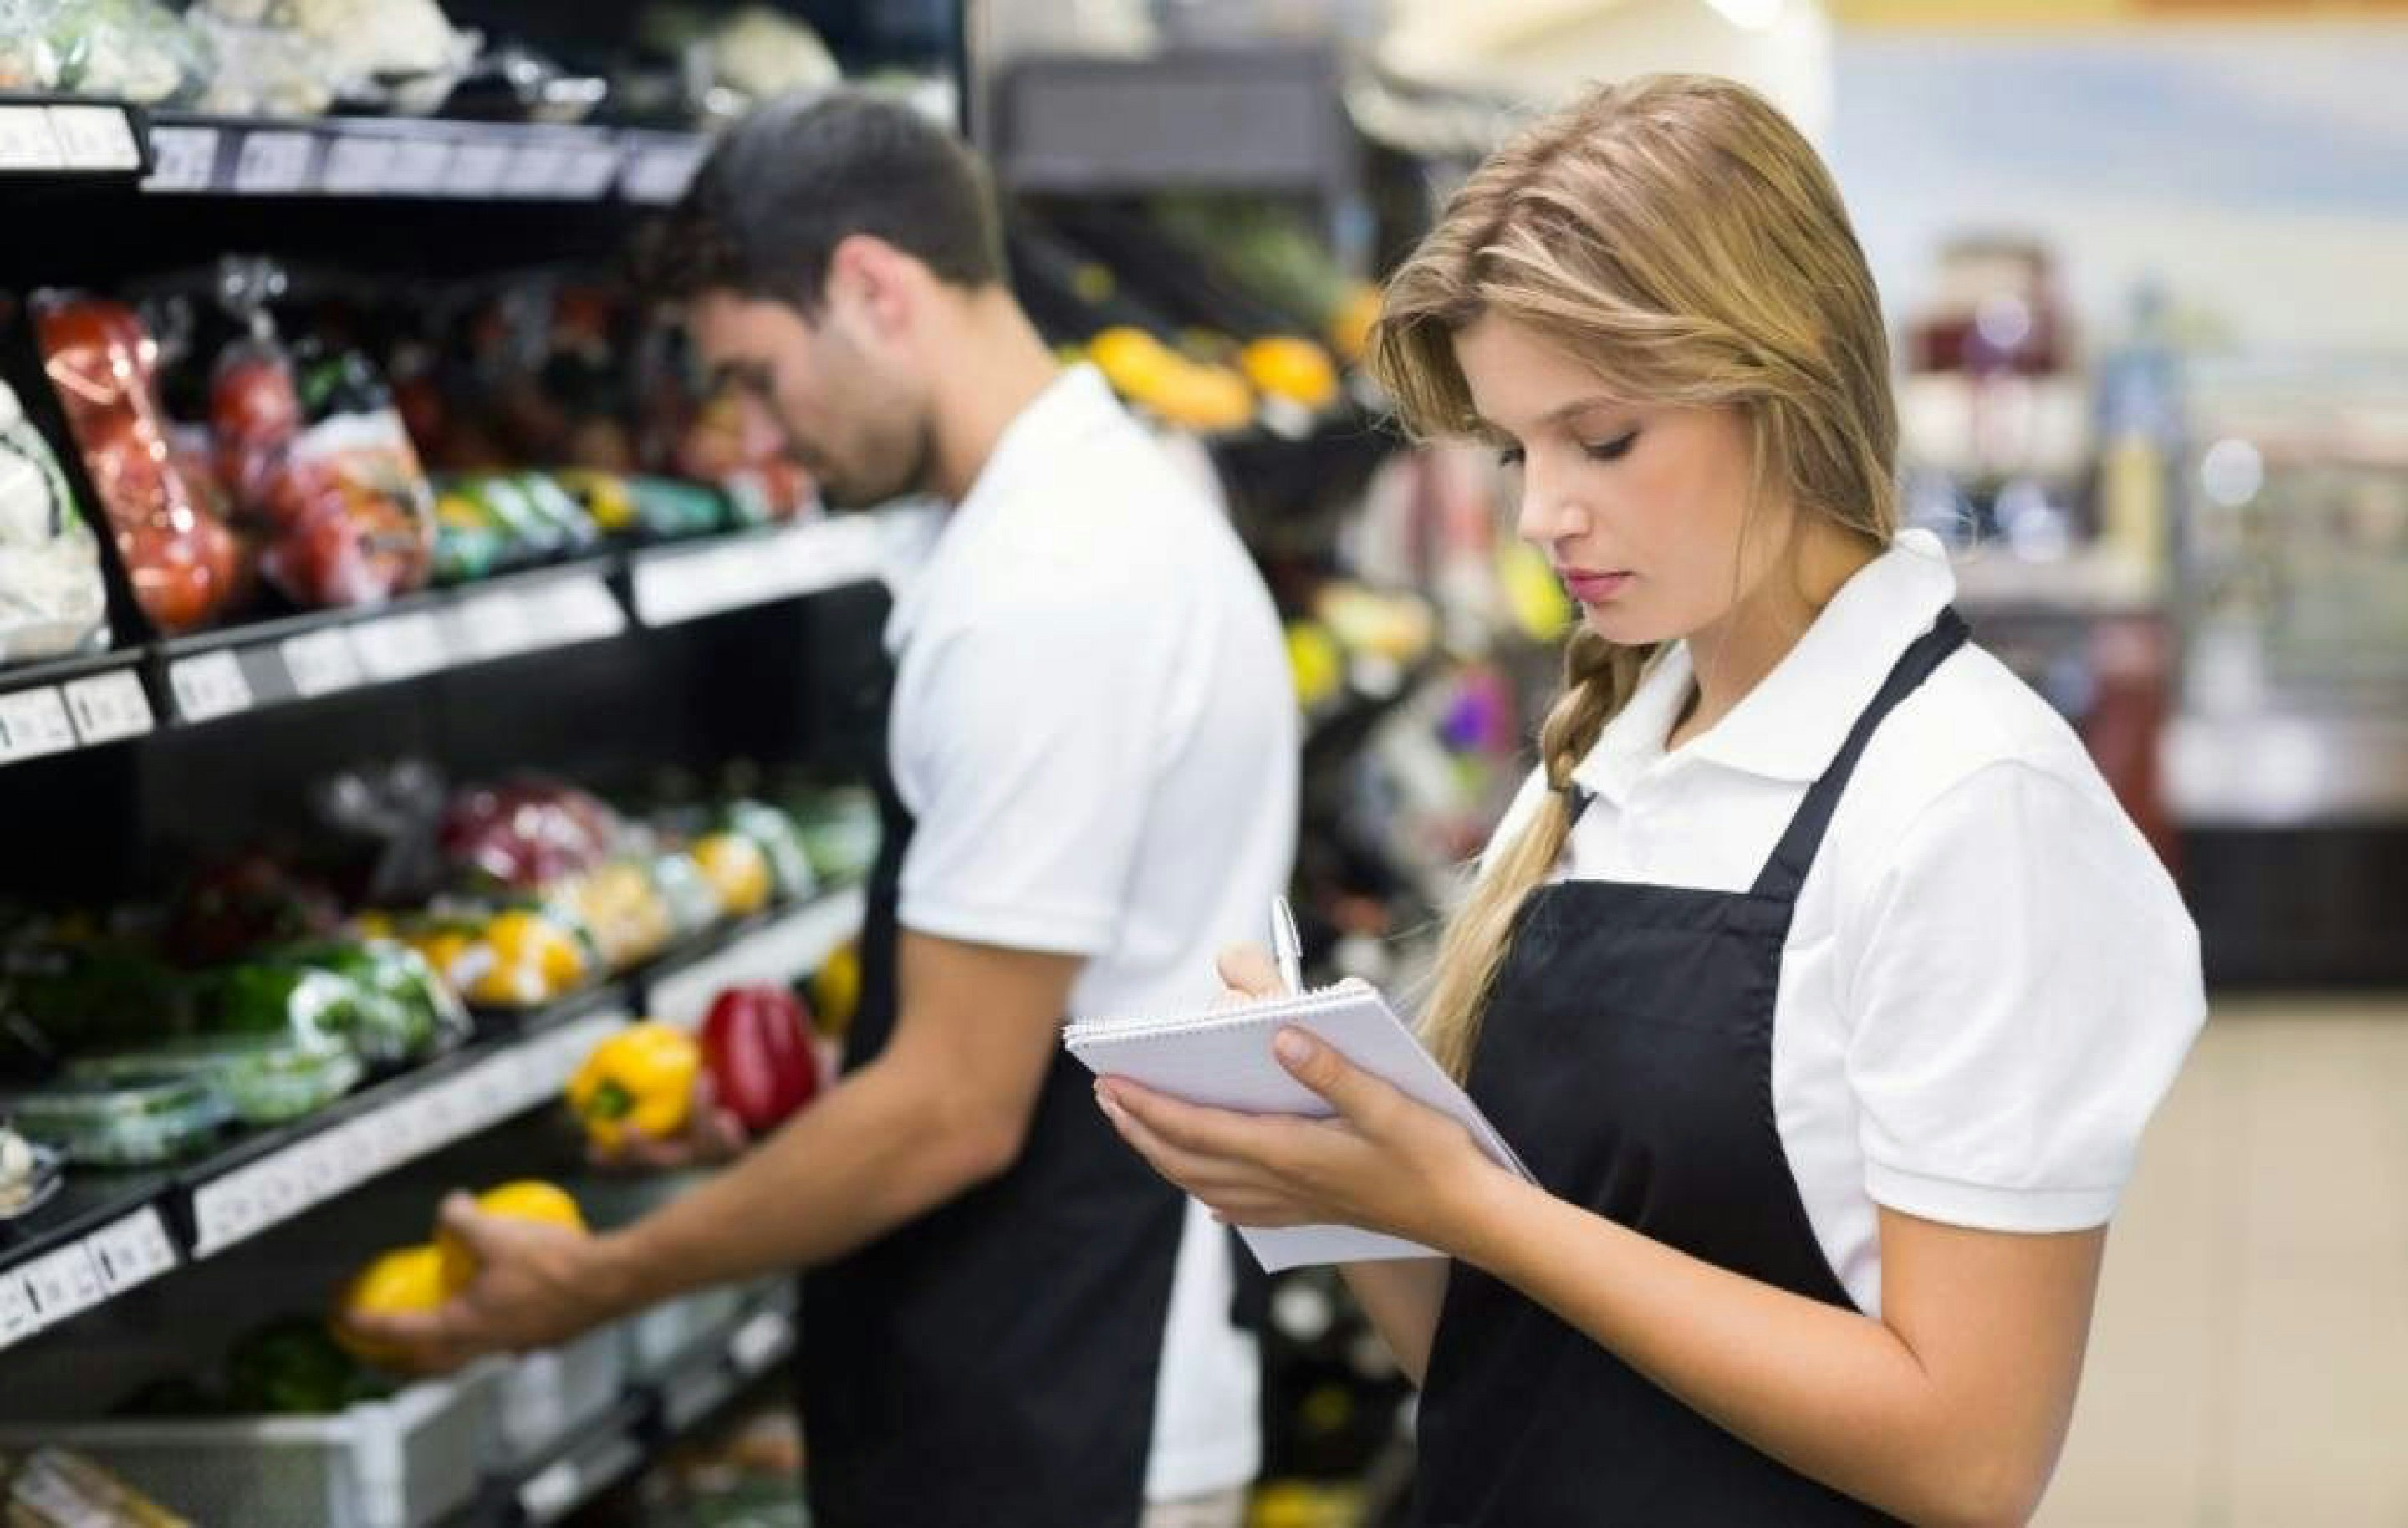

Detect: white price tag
[633, 545, 746, 626]
[503, 142, 572, 197]
[64, 670, 155, 745]
[144, 125, 220, 192]
[89, 1209, 178, 1294]
[281, 628, 365, 697]
[232, 130, 316, 193]
[0, 687, 77, 765]
[46, 105, 141, 171]
[623, 141, 707, 204]
[0, 105, 65, 171]
[171, 649, 255, 723]
[22, 1243, 104, 1323]
[386, 138, 452, 195]
[449, 140, 512, 196]
[562, 145, 621, 199]
[0, 1272, 40, 1350]
[321, 133, 400, 196]
[452, 589, 537, 660]
[192, 1170, 259, 1256]
[350, 611, 446, 681]
[533, 575, 627, 644]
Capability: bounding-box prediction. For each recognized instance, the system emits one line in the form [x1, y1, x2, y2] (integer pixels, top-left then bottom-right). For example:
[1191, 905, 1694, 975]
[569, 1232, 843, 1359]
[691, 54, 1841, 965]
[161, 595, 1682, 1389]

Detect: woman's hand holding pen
[1094, 944, 1513, 1257]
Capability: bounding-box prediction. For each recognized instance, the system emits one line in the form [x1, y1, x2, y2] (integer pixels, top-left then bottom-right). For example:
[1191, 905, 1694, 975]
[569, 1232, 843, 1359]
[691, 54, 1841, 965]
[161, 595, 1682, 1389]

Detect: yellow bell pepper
[566, 1021, 700, 1150]
[436, 1179, 588, 1295]
[332, 1244, 449, 1365]
[690, 833, 773, 917]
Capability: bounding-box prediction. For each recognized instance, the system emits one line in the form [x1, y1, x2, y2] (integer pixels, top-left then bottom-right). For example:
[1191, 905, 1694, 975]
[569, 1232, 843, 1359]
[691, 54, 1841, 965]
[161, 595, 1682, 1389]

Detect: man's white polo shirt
[885, 364, 1298, 1497]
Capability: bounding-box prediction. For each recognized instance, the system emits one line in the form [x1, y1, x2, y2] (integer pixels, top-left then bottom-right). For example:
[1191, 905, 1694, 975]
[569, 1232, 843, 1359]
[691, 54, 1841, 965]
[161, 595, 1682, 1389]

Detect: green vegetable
[224, 1320, 390, 1415]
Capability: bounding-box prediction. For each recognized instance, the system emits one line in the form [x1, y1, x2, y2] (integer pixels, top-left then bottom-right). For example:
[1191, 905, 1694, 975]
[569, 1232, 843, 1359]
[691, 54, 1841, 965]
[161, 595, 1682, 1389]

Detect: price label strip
[143, 125, 220, 192]
[0, 104, 65, 171]
[321, 133, 400, 196]
[448, 140, 513, 196]
[88, 1209, 179, 1295]
[45, 104, 142, 171]
[0, 687, 78, 767]
[170, 649, 256, 724]
[232, 130, 317, 194]
[282, 628, 365, 698]
[63, 670, 155, 745]
[386, 137, 452, 195]
[0, 1274, 39, 1352]
[349, 611, 446, 682]
[21, 1242, 105, 1327]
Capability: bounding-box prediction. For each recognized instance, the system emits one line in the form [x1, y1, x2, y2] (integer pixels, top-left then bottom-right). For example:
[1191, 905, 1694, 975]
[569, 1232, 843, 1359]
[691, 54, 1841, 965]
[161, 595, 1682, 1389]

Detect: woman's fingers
[1216, 944, 1285, 1000]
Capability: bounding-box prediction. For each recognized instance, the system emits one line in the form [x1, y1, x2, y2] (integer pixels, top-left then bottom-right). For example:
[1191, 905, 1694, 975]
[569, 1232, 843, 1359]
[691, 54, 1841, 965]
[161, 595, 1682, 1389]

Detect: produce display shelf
[0, 883, 865, 1354]
[1301, 651, 1447, 765]
[0, 514, 892, 768]
[445, 1288, 798, 1527]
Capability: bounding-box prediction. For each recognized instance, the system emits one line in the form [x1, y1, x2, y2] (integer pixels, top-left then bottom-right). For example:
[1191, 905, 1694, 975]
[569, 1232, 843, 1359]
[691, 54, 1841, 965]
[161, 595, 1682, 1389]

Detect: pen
[1271, 895, 1304, 994]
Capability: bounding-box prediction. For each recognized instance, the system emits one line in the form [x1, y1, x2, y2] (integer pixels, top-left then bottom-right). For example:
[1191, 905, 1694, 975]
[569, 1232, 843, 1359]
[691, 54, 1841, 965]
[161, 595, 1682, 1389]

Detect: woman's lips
[1560, 569, 1634, 603]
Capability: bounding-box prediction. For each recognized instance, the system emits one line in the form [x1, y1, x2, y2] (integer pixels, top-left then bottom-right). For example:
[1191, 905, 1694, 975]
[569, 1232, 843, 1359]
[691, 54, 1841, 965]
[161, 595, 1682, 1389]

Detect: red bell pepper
[700, 985, 820, 1132]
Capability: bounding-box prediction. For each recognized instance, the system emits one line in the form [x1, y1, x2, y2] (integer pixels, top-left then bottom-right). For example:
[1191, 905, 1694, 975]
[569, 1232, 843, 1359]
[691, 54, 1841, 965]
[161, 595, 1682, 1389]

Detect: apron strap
[1747, 607, 1971, 905]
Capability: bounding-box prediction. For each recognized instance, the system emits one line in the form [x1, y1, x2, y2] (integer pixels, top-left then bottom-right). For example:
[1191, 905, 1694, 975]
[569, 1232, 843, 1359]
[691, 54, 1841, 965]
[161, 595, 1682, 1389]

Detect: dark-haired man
[355, 92, 1294, 1528]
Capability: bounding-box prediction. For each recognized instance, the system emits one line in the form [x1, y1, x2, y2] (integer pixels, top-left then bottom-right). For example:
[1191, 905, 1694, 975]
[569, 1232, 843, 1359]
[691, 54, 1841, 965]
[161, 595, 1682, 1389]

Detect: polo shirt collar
[884, 363, 1117, 654]
[1570, 528, 1957, 800]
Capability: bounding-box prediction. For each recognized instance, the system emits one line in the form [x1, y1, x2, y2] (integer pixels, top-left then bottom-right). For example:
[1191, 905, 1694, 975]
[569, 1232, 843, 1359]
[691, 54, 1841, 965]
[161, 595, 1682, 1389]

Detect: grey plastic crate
[0, 1367, 497, 1528]
[492, 1322, 630, 1468]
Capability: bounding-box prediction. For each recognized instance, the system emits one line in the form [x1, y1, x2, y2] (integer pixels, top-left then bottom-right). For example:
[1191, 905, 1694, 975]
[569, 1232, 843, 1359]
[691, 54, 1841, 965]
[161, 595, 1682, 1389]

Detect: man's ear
[825, 234, 920, 341]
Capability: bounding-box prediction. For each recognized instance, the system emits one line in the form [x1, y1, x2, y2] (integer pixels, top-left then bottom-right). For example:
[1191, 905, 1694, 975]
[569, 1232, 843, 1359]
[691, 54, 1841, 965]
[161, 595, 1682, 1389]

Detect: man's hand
[341, 1193, 625, 1373]
[588, 1072, 750, 1172]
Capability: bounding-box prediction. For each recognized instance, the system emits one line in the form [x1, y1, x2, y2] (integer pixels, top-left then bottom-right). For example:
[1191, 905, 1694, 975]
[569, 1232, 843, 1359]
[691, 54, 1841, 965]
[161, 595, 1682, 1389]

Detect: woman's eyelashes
[1495, 430, 1638, 471]
[1583, 429, 1640, 462]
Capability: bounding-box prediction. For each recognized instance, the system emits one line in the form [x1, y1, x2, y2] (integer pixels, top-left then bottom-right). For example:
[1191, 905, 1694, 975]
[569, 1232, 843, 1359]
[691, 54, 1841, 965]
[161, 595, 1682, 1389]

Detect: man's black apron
[1416, 609, 1968, 1525]
[798, 702, 1188, 1526]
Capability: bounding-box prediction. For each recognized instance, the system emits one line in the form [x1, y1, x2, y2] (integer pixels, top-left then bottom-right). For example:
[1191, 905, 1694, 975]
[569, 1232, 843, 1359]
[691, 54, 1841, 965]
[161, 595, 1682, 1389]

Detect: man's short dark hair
[640, 89, 1005, 312]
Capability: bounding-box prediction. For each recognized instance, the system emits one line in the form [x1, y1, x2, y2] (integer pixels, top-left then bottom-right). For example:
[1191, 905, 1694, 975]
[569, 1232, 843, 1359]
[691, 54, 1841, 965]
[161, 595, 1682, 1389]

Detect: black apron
[798, 703, 1189, 1527]
[1416, 609, 1968, 1526]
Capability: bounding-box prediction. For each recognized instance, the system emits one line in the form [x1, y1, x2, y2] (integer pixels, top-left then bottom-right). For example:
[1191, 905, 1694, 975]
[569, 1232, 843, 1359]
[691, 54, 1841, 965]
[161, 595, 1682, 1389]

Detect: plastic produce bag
[44, 0, 213, 105]
[197, 0, 477, 116]
[0, 379, 109, 666]
[211, 307, 436, 609]
[35, 295, 246, 634]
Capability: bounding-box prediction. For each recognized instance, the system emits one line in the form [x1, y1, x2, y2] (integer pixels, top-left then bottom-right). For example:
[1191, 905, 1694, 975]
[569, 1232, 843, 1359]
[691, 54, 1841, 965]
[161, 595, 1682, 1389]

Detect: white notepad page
[1064, 979, 1533, 1272]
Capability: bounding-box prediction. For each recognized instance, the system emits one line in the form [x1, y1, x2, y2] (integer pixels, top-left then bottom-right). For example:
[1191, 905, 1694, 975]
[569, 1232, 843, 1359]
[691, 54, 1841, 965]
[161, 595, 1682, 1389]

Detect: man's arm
[354, 928, 1076, 1365]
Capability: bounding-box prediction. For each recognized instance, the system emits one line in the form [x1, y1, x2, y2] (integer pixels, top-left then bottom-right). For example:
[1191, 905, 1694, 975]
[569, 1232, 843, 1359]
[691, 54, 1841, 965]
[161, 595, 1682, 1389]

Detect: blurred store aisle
[2040, 1001, 2408, 1527]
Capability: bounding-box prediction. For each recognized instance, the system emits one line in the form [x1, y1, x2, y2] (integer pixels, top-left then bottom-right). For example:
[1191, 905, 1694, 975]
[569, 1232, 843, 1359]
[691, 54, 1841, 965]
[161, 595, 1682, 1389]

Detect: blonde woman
[1095, 75, 2202, 1525]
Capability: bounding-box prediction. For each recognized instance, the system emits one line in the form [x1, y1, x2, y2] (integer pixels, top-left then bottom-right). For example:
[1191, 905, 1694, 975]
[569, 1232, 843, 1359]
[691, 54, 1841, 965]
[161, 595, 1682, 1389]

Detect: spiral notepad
[1064, 979, 1533, 1272]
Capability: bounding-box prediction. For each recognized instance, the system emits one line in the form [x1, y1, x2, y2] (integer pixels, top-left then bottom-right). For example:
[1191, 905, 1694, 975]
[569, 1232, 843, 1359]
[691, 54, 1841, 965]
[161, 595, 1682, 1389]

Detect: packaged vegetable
[435, 1179, 585, 1293]
[43, 0, 212, 105]
[0, 379, 109, 667]
[566, 1021, 697, 1151]
[464, 906, 593, 1008]
[253, 940, 472, 1064]
[2, 1071, 228, 1166]
[0, 1128, 63, 1220]
[35, 294, 245, 634]
[214, 335, 435, 609]
[69, 1031, 364, 1125]
[564, 859, 676, 971]
[650, 851, 721, 939]
[440, 777, 622, 890]
[197, 0, 477, 115]
[718, 800, 814, 901]
[688, 832, 772, 919]
[701, 985, 819, 1133]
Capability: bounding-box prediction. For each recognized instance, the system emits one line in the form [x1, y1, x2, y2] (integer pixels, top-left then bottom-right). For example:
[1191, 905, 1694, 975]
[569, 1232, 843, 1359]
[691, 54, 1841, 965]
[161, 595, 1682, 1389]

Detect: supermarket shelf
[0, 515, 893, 769]
[0, 98, 148, 178]
[0, 649, 155, 767]
[629, 515, 887, 628]
[1302, 652, 1447, 765]
[141, 112, 690, 204]
[448, 1288, 798, 1527]
[160, 557, 629, 729]
[0, 884, 866, 1354]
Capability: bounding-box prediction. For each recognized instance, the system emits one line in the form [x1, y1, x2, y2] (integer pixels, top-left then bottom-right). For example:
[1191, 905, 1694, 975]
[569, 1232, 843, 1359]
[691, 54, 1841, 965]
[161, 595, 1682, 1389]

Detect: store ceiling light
[1705, 0, 1788, 30]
